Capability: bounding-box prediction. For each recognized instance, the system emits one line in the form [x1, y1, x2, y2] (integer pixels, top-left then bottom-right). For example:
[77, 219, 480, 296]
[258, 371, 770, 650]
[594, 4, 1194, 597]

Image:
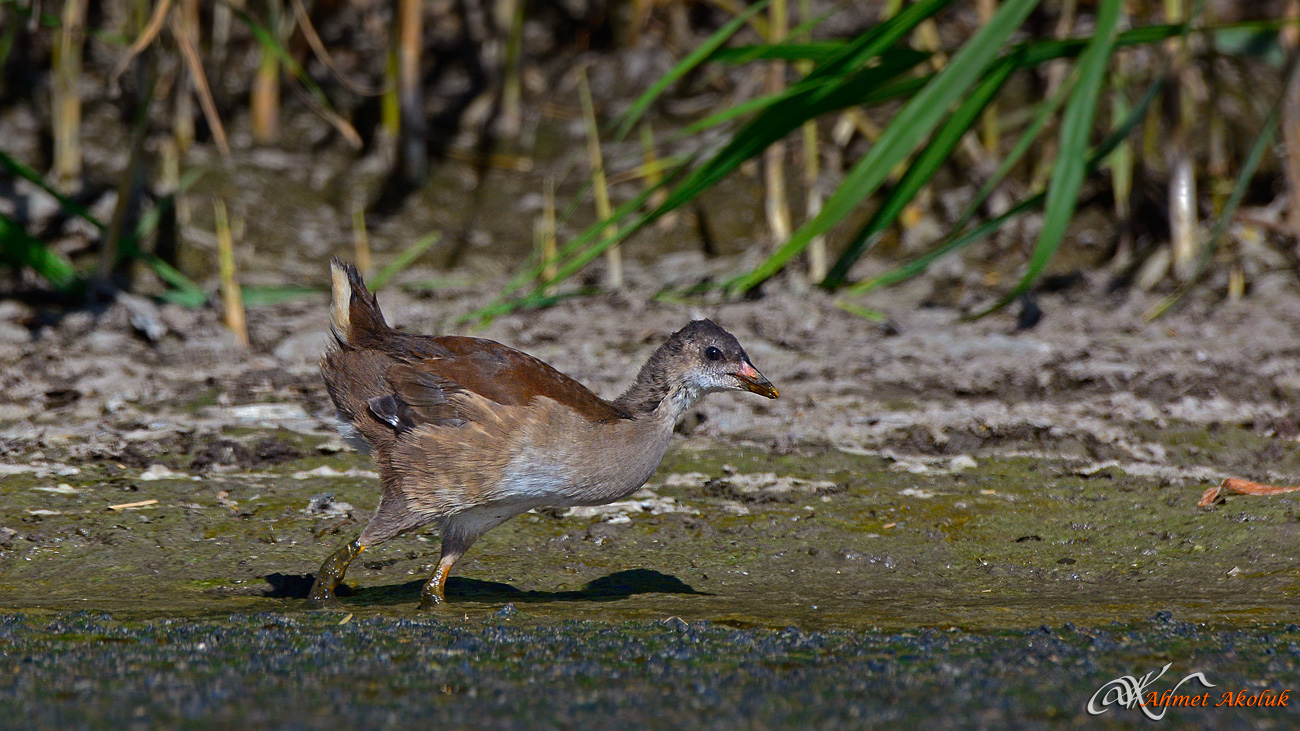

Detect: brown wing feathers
[322, 258, 628, 455]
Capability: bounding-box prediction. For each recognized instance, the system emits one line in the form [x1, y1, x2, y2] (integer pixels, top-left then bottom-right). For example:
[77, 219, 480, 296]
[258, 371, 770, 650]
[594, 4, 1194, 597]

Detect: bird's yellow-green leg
[419, 555, 458, 609]
[309, 538, 365, 604]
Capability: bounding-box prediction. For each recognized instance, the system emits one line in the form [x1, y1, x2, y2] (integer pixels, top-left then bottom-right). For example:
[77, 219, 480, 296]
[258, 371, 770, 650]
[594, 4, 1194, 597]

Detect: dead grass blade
[111, 0, 172, 81]
[169, 12, 229, 158]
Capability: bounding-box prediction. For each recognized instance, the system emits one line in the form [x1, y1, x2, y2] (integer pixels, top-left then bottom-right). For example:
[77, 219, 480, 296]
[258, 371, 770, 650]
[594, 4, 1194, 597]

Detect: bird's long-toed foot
[418, 557, 456, 609]
[308, 538, 364, 605]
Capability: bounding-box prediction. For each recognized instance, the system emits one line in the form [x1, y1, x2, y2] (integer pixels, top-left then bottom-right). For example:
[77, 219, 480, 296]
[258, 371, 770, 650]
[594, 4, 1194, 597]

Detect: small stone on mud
[660, 472, 708, 489]
[292, 465, 379, 480]
[565, 495, 697, 522]
[208, 403, 312, 427]
[702, 473, 840, 504]
[890, 459, 931, 474]
[0, 527, 16, 548]
[140, 464, 195, 481]
[304, 493, 353, 517]
[117, 292, 168, 342]
[949, 455, 977, 470]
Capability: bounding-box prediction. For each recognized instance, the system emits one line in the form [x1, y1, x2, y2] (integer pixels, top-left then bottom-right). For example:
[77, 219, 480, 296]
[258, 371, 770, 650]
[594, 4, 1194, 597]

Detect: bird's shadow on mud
[263, 568, 709, 605]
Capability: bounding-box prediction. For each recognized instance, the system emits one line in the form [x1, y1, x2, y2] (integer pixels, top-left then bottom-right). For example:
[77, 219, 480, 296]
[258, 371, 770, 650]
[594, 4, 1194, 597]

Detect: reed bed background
[0, 0, 1296, 334]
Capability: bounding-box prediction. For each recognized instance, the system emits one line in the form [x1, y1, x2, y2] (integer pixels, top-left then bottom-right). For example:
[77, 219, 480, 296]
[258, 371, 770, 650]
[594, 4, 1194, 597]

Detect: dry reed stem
[797, 0, 823, 282]
[542, 177, 557, 284]
[576, 66, 622, 289]
[174, 0, 198, 153]
[1164, 0, 1198, 282]
[499, 0, 525, 137]
[290, 0, 385, 96]
[398, 0, 427, 182]
[763, 0, 791, 252]
[109, 499, 159, 511]
[212, 0, 232, 66]
[161, 137, 189, 230]
[111, 0, 172, 80]
[639, 123, 676, 231]
[170, 12, 230, 158]
[53, 0, 88, 193]
[536, 176, 557, 294]
[1108, 62, 1134, 271]
[1282, 0, 1300, 239]
[214, 199, 249, 348]
[251, 44, 280, 143]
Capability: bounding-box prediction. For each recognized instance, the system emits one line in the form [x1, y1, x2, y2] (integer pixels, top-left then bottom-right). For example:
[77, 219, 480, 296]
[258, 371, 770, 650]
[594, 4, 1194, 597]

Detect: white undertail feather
[329, 260, 352, 345]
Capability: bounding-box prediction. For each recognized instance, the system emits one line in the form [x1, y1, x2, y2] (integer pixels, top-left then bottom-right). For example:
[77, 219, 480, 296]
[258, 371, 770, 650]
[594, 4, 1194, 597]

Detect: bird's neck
[615, 371, 702, 427]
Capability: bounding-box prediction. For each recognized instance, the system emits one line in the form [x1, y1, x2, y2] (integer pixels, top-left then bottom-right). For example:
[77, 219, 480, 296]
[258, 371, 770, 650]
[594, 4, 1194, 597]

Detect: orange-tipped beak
[735, 360, 778, 399]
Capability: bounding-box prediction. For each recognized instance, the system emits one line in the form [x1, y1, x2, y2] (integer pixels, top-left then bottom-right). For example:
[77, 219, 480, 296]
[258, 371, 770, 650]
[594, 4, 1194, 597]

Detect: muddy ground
[3, 251, 1300, 725]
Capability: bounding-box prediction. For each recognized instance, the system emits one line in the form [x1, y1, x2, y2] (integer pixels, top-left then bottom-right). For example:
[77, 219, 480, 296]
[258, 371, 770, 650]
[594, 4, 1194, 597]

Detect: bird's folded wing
[380, 340, 629, 426]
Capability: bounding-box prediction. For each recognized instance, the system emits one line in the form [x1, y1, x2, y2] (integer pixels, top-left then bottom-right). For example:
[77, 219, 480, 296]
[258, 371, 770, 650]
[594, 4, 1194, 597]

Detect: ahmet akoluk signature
[1088, 663, 1289, 720]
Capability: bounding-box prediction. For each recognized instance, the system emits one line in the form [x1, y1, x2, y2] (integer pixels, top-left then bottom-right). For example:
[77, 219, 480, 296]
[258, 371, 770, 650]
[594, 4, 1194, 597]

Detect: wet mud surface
[4, 267, 1300, 725]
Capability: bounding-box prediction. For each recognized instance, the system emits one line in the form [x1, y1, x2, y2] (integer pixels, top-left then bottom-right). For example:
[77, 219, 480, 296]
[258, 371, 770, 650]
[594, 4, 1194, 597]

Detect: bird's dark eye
[704, 346, 722, 361]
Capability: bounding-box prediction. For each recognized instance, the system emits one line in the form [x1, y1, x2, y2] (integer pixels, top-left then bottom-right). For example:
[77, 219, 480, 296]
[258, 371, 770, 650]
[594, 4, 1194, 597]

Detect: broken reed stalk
[159, 137, 191, 263]
[499, 0, 525, 137]
[763, 0, 791, 253]
[1108, 60, 1135, 271]
[796, 0, 824, 282]
[99, 64, 154, 283]
[212, 0, 232, 68]
[53, 0, 88, 193]
[1281, 0, 1300, 239]
[1204, 2, 1232, 229]
[535, 176, 557, 295]
[398, 0, 427, 183]
[169, 11, 230, 158]
[352, 207, 372, 277]
[174, 0, 199, 153]
[638, 122, 675, 231]
[576, 66, 622, 289]
[379, 9, 401, 164]
[251, 0, 283, 143]
[214, 199, 249, 347]
[1165, 0, 1198, 282]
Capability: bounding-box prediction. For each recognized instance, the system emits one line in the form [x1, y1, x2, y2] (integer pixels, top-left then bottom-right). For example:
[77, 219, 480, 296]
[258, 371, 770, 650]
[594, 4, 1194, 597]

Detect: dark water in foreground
[1, 610, 1296, 729]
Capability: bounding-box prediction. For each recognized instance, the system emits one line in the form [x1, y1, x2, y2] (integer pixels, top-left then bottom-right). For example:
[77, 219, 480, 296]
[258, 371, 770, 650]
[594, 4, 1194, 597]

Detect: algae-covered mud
[4, 441, 1300, 631]
[5, 268, 1300, 725]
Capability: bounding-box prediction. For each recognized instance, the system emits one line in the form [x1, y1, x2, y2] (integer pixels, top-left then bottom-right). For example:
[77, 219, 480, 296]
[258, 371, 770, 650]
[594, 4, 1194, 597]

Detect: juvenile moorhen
[310, 259, 778, 607]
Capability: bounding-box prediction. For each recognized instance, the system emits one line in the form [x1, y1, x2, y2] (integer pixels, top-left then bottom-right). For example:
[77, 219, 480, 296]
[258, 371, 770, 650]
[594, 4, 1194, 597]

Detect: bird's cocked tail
[329, 257, 389, 347]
